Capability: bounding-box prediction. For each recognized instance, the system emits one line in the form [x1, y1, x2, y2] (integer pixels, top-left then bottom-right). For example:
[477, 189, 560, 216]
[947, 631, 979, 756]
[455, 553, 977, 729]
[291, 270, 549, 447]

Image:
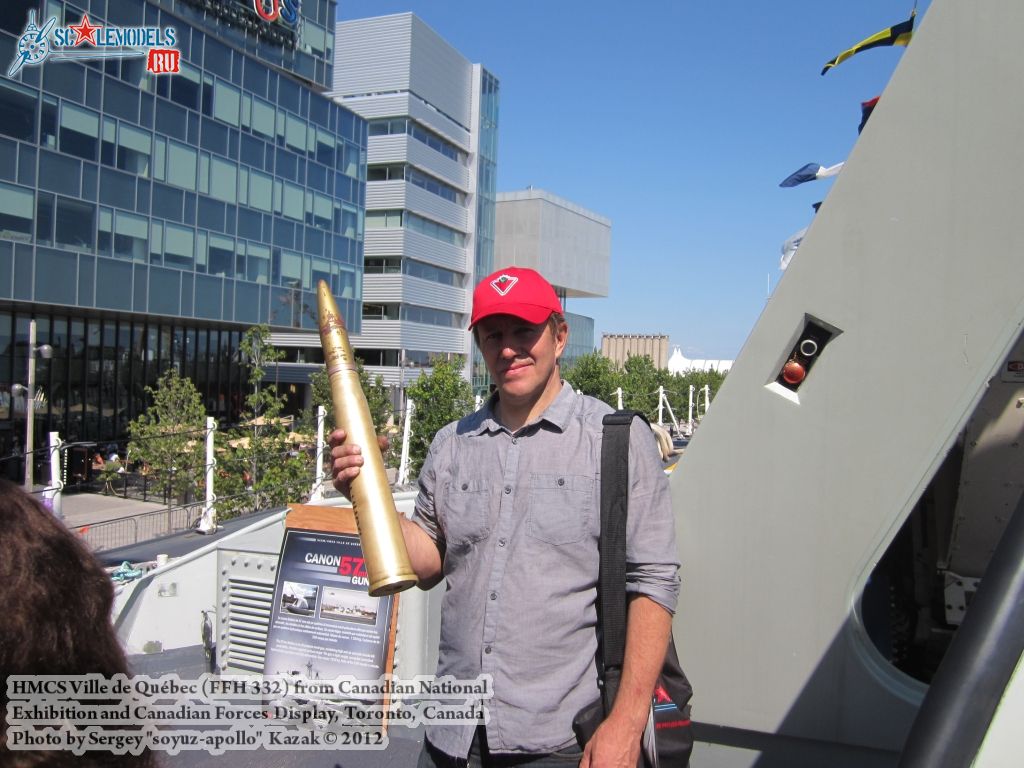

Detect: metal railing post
[44, 431, 63, 520]
[196, 417, 217, 534]
[310, 405, 326, 502]
[397, 398, 414, 485]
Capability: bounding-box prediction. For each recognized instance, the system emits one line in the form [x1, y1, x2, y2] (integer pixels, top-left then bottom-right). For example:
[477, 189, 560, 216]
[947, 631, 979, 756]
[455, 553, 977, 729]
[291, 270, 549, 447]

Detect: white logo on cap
[490, 274, 518, 296]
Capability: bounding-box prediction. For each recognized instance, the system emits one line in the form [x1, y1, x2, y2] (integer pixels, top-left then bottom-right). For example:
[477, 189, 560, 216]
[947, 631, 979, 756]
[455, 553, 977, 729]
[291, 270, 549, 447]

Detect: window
[405, 258, 463, 287]
[338, 204, 359, 239]
[247, 243, 269, 284]
[97, 208, 112, 254]
[408, 166, 462, 204]
[60, 104, 100, 161]
[364, 257, 401, 274]
[40, 96, 57, 149]
[362, 303, 399, 320]
[36, 192, 54, 245]
[117, 124, 151, 176]
[338, 267, 357, 299]
[170, 63, 201, 110]
[282, 182, 303, 221]
[366, 118, 463, 163]
[0, 182, 34, 241]
[402, 304, 461, 328]
[113, 211, 147, 261]
[277, 248, 305, 287]
[365, 210, 402, 229]
[0, 80, 36, 142]
[210, 156, 237, 204]
[314, 127, 335, 166]
[284, 113, 307, 152]
[250, 98, 275, 139]
[208, 234, 233, 276]
[166, 141, 197, 190]
[164, 224, 194, 268]
[101, 118, 116, 166]
[306, 192, 331, 229]
[249, 170, 272, 212]
[406, 212, 465, 247]
[55, 198, 95, 249]
[213, 80, 240, 126]
[153, 137, 166, 180]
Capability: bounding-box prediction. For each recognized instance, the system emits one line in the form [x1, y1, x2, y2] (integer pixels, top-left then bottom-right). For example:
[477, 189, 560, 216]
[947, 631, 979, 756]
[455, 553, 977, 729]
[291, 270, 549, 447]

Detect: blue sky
[338, 0, 929, 359]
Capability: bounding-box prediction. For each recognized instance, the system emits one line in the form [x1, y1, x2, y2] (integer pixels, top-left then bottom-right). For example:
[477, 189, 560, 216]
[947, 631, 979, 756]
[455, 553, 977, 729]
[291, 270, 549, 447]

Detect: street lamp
[11, 320, 53, 491]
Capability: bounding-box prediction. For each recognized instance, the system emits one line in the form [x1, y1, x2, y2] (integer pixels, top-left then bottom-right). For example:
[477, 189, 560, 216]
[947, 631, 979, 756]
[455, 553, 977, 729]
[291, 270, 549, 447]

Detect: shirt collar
[470, 381, 577, 435]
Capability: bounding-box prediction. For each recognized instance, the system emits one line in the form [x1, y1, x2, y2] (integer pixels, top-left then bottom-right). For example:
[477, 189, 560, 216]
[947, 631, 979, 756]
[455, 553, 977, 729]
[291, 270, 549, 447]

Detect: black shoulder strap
[598, 410, 648, 700]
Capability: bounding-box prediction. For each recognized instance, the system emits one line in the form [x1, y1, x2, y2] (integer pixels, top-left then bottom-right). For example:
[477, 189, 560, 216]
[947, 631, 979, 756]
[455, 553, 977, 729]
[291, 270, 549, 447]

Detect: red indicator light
[782, 360, 806, 385]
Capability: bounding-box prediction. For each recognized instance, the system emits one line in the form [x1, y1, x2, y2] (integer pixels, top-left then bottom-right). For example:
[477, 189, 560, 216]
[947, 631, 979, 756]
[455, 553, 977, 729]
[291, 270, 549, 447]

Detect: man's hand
[582, 596, 672, 768]
[328, 428, 388, 498]
[328, 428, 443, 588]
[580, 711, 643, 768]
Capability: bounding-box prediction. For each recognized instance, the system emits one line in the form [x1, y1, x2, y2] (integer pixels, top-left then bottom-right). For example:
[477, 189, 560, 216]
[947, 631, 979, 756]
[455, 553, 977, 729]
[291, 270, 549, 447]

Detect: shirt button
[484, 646, 492, 654]
[557, 478, 565, 486]
[489, 591, 497, 600]
[504, 485, 511, 494]
[512, 438, 518, 445]
[461, 483, 468, 490]
[498, 538, 507, 547]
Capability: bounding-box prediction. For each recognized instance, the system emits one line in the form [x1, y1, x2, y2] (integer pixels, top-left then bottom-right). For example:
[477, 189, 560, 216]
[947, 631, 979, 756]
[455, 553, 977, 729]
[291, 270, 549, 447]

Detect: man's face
[476, 314, 567, 405]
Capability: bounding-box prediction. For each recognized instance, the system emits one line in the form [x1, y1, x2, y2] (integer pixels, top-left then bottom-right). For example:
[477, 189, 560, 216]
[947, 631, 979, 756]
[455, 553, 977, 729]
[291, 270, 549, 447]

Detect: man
[331, 267, 679, 767]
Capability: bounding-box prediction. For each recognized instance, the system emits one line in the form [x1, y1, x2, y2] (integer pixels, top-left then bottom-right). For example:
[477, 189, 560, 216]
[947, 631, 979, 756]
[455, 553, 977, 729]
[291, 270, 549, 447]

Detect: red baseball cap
[470, 267, 563, 329]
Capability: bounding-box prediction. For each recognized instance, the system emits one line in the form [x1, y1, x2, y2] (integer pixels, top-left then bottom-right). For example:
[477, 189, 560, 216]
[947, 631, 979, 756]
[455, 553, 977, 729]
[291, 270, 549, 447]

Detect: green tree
[305, 361, 393, 437]
[562, 351, 620, 407]
[619, 354, 661, 419]
[405, 358, 474, 476]
[127, 369, 207, 506]
[217, 326, 312, 517]
[305, 361, 396, 466]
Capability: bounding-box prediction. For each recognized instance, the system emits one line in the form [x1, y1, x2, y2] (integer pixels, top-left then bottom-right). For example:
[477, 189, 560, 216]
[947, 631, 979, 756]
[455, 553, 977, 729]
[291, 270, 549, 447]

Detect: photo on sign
[281, 581, 318, 617]
[320, 586, 378, 625]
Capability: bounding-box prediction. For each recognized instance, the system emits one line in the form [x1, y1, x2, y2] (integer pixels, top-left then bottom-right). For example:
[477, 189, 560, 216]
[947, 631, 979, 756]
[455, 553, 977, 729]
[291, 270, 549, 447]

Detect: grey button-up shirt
[412, 382, 680, 757]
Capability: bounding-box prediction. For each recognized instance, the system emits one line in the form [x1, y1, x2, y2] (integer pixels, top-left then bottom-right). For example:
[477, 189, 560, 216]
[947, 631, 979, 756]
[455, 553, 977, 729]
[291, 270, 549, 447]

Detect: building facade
[330, 13, 498, 395]
[0, 0, 367, 467]
[494, 188, 610, 365]
[601, 333, 670, 369]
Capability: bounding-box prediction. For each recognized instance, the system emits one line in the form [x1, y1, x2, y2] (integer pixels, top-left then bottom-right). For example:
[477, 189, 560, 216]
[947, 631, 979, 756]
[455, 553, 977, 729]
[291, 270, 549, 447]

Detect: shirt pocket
[527, 474, 594, 546]
[440, 480, 492, 545]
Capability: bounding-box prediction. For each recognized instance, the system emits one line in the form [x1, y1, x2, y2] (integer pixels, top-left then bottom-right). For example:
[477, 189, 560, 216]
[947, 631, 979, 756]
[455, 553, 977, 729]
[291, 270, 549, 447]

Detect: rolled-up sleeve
[411, 424, 452, 545]
[624, 418, 681, 614]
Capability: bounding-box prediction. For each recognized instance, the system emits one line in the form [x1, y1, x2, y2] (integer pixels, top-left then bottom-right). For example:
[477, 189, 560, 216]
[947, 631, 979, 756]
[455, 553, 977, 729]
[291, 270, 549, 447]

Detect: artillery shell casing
[317, 280, 417, 596]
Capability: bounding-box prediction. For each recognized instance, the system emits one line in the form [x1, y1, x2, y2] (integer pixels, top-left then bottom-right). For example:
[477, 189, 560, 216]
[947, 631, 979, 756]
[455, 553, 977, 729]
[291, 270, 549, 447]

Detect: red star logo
[653, 685, 672, 704]
[69, 14, 100, 46]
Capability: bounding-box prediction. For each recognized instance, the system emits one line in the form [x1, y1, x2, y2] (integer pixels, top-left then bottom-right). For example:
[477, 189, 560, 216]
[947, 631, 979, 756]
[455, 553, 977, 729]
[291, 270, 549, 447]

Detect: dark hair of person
[0, 479, 156, 767]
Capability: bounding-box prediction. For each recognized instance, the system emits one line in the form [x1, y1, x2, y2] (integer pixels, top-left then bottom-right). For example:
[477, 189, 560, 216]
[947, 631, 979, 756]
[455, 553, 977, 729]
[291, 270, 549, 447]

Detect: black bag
[572, 411, 693, 767]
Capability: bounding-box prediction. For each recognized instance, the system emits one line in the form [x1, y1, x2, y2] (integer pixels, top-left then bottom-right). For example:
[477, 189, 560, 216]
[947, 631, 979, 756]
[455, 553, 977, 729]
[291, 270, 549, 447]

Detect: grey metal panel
[407, 184, 469, 232]
[407, 15, 472, 129]
[364, 274, 468, 312]
[334, 15, 413, 96]
[350, 320, 467, 353]
[405, 95, 472, 149]
[269, 331, 319, 347]
[366, 182, 469, 232]
[673, 0, 1024, 753]
[405, 137, 471, 190]
[364, 229, 468, 273]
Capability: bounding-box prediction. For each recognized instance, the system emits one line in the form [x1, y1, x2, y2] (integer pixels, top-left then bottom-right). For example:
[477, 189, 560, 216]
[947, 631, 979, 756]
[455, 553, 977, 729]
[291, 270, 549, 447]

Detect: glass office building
[0, 0, 366, 465]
